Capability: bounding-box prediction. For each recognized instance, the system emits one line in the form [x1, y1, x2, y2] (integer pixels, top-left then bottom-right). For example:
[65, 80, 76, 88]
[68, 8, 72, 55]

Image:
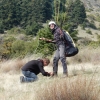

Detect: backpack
[63, 31, 79, 57]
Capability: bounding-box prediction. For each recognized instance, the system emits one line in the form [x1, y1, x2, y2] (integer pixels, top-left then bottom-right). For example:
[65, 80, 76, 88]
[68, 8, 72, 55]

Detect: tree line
[0, 0, 53, 34]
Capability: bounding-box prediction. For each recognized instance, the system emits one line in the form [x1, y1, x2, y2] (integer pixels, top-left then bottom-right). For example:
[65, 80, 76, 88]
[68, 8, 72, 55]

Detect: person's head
[48, 21, 56, 30]
[42, 58, 50, 66]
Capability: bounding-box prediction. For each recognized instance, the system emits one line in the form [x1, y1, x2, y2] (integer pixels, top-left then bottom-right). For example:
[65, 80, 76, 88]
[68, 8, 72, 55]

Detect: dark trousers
[53, 44, 68, 75]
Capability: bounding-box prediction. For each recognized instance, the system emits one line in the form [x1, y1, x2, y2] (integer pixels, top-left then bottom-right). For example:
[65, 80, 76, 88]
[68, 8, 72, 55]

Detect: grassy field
[0, 48, 100, 100]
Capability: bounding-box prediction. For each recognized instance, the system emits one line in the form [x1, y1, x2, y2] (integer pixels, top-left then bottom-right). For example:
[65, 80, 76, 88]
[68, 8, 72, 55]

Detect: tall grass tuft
[0, 59, 24, 73]
[35, 76, 100, 100]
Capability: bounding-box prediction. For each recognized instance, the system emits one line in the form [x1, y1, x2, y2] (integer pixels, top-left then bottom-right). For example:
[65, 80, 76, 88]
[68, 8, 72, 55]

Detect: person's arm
[39, 38, 56, 43]
[38, 61, 50, 76]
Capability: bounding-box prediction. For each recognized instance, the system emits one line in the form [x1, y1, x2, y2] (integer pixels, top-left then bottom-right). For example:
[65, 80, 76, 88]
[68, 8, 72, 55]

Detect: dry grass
[34, 76, 100, 100]
[0, 59, 24, 73]
[0, 73, 99, 100]
[67, 47, 100, 64]
[0, 48, 100, 100]
[0, 47, 100, 74]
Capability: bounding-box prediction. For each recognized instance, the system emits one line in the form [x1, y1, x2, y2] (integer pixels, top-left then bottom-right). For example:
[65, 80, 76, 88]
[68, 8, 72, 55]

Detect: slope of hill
[81, 0, 100, 12]
[77, 0, 100, 42]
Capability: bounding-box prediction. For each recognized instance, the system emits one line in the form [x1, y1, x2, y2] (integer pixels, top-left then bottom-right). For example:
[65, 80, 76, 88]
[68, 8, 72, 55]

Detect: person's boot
[62, 73, 68, 78]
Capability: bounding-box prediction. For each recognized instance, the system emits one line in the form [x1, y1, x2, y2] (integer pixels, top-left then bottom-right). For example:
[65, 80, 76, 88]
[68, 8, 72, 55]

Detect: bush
[95, 14, 100, 22]
[0, 36, 16, 59]
[24, 40, 39, 54]
[7, 27, 26, 34]
[37, 27, 55, 57]
[11, 40, 26, 58]
[80, 22, 86, 30]
[89, 23, 97, 29]
[25, 22, 43, 36]
[10, 38, 39, 58]
[86, 29, 92, 35]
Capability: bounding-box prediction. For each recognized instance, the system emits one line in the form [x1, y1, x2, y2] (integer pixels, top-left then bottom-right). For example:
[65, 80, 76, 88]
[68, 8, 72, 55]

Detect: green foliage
[0, 35, 41, 58]
[37, 27, 55, 57]
[53, 0, 67, 23]
[97, 34, 100, 42]
[88, 41, 100, 48]
[88, 22, 97, 29]
[0, 0, 53, 33]
[96, 15, 100, 22]
[24, 40, 39, 54]
[11, 40, 26, 58]
[0, 0, 20, 30]
[11, 39, 38, 58]
[25, 22, 43, 36]
[31, 0, 53, 23]
[86, 29, 92, 35]
[0, 36, 16, 59]
[0, 21, 4, 33]
[7, 27, 26, 34]
[57, 12, 68, 28]
[80, 20, 88, 30]
[0, 0, 88, 58]
[67, 0, 86, 26]
[80, 19, 96, 29]
[87, 14, 95, 21]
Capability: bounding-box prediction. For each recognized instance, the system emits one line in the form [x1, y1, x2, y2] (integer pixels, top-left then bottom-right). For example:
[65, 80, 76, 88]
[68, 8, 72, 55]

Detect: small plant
[86, 29, 92, 35]
[89, 23, 97, 29]
[7, 27, 26, 35]
[80, 22, 86, 30]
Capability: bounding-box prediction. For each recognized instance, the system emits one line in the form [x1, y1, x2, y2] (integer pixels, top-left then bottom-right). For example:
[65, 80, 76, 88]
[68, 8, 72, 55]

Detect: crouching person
[20, 58, 53, 83]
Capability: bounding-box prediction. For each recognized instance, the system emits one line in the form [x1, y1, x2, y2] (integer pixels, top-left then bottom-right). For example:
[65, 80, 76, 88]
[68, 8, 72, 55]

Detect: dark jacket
[21, 59, 50, 76]
[52, 26, 64, 47]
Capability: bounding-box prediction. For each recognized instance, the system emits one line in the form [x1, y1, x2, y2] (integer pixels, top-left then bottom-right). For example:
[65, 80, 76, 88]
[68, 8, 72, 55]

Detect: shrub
[89, 23, 97, 29]
[24, 40, 39, 54]
[95, 14, 100, 22]
[87, 14, 95, 21]
[11, 40, 26, 58]
[37, 27, 54, 57]
[0, 36, 16, 59]
[80, 22, 86, 30]
[7, 27, 26, 34]
[86, 29, 92, 35]
[25, 22, 43, 36]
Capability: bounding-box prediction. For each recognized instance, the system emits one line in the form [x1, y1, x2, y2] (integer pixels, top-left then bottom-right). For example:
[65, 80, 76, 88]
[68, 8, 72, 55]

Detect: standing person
[39, 21, 68, 77]
[20, 58, 53, 83]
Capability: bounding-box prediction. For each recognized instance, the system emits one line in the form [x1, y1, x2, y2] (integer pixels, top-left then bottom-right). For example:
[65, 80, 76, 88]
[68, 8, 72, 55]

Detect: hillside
[82, 0, 100, 12]
[77, 0, 100, 41]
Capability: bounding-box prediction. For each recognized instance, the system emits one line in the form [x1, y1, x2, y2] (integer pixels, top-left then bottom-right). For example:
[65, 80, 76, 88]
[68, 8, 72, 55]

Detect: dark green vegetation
[0, 0, 87, 59]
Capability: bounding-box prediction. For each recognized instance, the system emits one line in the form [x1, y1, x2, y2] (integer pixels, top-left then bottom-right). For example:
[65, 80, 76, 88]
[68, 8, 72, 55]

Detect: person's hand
[49, 72, 54, 76]
[39, 38, 46, 40]
[39, 38, 52, 43]
[45, 40, 52, 43]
